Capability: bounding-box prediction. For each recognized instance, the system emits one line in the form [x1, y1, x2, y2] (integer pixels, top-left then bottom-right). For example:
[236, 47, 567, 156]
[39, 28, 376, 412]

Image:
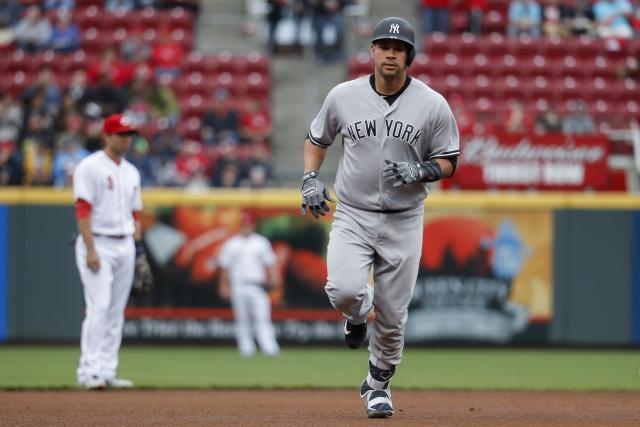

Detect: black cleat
[344, 320, 367, 349]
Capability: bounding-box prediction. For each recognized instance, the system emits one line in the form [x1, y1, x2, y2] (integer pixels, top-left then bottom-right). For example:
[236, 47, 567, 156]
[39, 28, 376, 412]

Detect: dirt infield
[2, 390, 639, 426]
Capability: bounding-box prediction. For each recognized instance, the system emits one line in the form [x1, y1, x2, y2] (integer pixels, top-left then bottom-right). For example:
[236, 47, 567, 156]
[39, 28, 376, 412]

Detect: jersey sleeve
[217, 239, 233, 268]
[72, 160, 95, 204]
[131, 168, 143, 212]
[307, 87, 340, 148]
[426, 98, 460, 161]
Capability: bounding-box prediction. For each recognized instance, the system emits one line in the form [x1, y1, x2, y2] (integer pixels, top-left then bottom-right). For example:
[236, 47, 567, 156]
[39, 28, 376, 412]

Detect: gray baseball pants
[325, 201, 424, 366]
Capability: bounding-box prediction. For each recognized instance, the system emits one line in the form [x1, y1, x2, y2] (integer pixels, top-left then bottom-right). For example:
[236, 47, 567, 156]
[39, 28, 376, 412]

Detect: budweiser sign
[453, 133, 610, 190]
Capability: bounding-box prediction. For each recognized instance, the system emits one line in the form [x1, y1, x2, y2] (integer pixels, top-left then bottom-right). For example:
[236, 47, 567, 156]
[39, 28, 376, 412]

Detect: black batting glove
[300, 170, 336, 218]
[383, 159, 443, 187]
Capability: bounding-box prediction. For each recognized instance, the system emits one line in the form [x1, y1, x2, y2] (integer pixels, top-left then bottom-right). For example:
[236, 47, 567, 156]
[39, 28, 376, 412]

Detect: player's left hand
[383, 159, 443, 187]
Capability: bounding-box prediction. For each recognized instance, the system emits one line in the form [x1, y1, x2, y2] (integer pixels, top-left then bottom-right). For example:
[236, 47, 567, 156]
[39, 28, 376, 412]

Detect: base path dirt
[2, 390, 639, 426]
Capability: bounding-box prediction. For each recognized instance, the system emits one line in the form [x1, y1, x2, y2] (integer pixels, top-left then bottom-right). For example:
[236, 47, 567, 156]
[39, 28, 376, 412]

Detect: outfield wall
[0, 188, 639, 346]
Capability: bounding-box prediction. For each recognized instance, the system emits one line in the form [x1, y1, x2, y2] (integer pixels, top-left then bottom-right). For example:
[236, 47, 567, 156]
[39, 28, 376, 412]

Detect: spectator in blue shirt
[50, 10, 81, 52]
[52, 137, 88, 187]
[508, 0, 542, 38]
[44, 0, 75, 11]
[593, 0, 633, 38]
[105, 0, 135, 12]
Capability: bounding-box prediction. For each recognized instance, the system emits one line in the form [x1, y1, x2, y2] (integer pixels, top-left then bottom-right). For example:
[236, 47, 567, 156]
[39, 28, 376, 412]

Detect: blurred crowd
[0, 0, 276, 189]
[420, 0, 640, 38]
[265, 0, 362, 62]
[1, 0, 200, 52]
[451, 96, 597, 134]
[2, 0, 639, 187]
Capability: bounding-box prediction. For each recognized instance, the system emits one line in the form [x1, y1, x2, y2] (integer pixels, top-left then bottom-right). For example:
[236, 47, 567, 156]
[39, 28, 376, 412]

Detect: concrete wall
[552, 211, 634, 345]
[7, 205, 82, 341]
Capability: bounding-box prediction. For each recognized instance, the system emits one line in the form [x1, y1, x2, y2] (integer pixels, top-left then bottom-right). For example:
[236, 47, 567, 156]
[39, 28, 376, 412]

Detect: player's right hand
[300, 170, 336, 219]
[87, 249, 100, 273]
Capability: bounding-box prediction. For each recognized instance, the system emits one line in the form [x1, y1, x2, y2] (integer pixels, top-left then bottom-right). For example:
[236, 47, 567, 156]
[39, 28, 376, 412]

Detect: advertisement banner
[125, 206, 342, 342]
[126, 205, 553, 344]
[451, 132, 609, 190]
[406, 210, 553, 343]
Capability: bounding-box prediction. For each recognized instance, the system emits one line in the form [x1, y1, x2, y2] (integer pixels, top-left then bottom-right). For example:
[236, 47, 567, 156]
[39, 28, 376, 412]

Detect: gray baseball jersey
[308, 75, 460, 211]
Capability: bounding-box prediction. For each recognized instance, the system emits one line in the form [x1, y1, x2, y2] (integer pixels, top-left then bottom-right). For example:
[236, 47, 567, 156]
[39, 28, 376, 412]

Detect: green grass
[0, 345, 638, 390]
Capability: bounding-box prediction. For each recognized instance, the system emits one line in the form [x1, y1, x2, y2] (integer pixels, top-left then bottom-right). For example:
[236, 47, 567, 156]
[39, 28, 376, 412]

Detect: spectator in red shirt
[86, 48, 136, 87]
[175, 139, 210, 185]
[421, 0, 450, 34]
[150, 24, 184, 79]
[240, 99, 272, 143]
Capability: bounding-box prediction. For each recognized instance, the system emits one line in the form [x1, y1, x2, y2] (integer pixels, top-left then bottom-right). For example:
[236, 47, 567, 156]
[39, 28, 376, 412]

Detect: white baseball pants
[231, 284, 279, 357]
[75, 235, 135, 382]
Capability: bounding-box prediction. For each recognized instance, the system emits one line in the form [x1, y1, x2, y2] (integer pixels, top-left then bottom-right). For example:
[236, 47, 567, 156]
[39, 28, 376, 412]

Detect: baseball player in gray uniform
[300, 17, 460, 418]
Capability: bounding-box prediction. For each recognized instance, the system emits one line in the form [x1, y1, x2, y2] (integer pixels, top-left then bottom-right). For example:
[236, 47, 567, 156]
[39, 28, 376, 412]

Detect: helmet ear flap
[407, 47, 415, 67]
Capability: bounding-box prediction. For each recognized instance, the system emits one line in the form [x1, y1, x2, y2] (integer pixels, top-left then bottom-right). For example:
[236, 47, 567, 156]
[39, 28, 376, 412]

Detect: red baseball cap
[239, 211, 255, 226]
[102, 114, 136, 134]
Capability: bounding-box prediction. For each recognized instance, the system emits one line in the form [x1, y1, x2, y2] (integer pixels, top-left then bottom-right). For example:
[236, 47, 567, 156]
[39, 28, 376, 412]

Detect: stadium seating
[353, 24, 637, 133]
[8, 3, 271, 140]
[407, 29, 640, 130]
[0, 1, 275, 189]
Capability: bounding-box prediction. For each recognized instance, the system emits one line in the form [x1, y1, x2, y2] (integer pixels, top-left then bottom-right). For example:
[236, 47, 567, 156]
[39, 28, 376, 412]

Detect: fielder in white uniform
[300, 17, 460, 418]
[218, 213, 280, 357]
[73, 114, 142, 390]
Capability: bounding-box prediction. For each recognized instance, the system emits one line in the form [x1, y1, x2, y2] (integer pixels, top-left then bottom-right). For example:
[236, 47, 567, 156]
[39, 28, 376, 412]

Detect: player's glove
[383, 159, 443, 188]
[300, 170, 336, 218]
[132, 241, 154, 294]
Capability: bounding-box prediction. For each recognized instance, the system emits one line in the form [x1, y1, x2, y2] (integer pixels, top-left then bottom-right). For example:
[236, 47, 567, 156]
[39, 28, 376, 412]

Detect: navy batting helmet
[370, 17, 416, 67]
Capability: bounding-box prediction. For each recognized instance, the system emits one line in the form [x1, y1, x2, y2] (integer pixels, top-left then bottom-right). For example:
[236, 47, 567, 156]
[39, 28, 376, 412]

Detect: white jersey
[73, 150, 142, 236]
[218, 233, 276, 287]
[308, 75, 460, 211]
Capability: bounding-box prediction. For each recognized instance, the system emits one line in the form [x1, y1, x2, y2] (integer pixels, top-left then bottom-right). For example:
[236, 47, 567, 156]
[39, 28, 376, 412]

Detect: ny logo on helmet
[389, 23, 400, 34]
